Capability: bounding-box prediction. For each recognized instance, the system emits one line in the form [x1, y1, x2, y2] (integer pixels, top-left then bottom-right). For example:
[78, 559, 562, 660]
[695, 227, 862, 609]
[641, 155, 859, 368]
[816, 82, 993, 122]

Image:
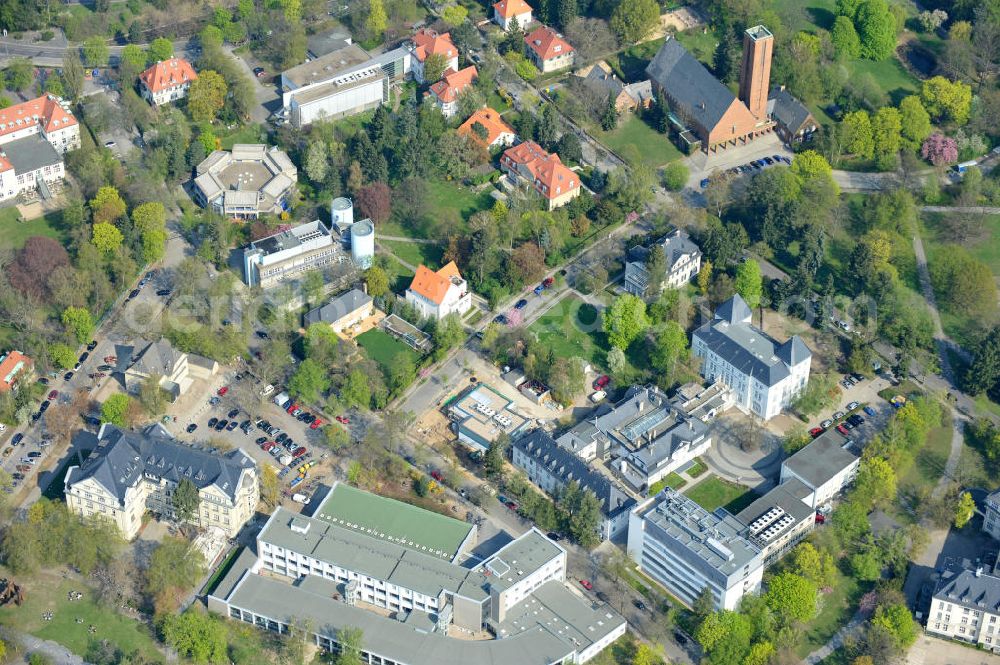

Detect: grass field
[595, 114, 682, 169]
[924, 212, 1000, 282]
[848, 57, 920, 105]
[379, 255, 415, 294]
[900, 409, 954, 494]
[379, 179, 495, 240]
[381, 240, 444, 270]
[794, 571, 867, 658]
[0, 207, 65, 251]
[683, 477, 759, 514]
[648, 473, 687, 496]
[528, 295, 607, 369]
[687, 459, 708, 477]
[356, 328, 420, 370]
[219, 124, 266, 149]
[773, 0, 837, 32]
[673, 29, 718, 66]
[0, 568, 164, 661]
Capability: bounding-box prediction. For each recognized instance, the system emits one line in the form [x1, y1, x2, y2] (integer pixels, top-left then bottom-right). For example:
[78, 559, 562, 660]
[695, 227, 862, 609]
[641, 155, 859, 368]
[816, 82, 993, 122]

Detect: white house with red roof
[0, 94, 79, 201]
[139, 58, 199, 106]
[426, 66, 478, 118]
[409, 29, 459, 83]
[500, 140, 580, 210]
[405, 261, 473, 320]
[524, 26, 575, 73]
[458, 107, 517, 149]
[493, 0, 532, 31]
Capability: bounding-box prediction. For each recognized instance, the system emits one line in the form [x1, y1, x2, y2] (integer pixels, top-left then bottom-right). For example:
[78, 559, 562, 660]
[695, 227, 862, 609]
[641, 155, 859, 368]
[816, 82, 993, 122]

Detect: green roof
[314, 483, 474, 559]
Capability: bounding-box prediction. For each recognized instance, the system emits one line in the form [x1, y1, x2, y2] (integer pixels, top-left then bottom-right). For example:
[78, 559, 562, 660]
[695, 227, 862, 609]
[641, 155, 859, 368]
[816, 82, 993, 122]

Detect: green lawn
[899, 409, 954, 494]
[218, 123, 267, 150]
[794, 570, 867, 657]
[925, 212, 1000, 282]
[381, 240, 444, 270]
[848, 57, 920, 105]
[379, 179, 495, 240]
[673, 29, 718, 67]
[527, 295, 607, 368]
[687, 459, 708, 477]
[683, 477, 759, 514]
[648, 473, 687, 496]
[773, 0, 837, 32]
[0, 207, 65, 251]
[595, 114, 682, 169]
[0, 569, 164, 661]
[380, 255, 415, 294]
[356, 328, 420, 370]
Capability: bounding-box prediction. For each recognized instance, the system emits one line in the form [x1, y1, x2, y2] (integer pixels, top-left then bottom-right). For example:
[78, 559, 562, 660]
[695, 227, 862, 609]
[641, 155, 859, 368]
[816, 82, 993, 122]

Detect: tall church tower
[738, 25, 773, 120]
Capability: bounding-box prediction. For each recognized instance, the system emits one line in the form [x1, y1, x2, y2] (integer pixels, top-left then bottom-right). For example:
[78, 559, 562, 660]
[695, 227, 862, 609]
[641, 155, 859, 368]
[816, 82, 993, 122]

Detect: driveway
[684, 133, 792, 185]
[224, 46, 281, 123]
[909, 632, 1000, 665]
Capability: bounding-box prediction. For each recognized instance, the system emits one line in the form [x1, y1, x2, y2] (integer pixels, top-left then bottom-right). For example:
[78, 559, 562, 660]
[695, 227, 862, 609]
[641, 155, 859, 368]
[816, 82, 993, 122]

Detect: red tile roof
[501, 140, 578, 200]
[139, 58, 198, 94]
[0, 350, 32, 392]
[409, 261, 464, 305]
[458, 107, 516, 146]
[411, 29, 457, 63]
[524, 26, 574, 62]
[494, 0, 532, 19]
[428, 66, 478, 104]
[0, 94, 77, 140]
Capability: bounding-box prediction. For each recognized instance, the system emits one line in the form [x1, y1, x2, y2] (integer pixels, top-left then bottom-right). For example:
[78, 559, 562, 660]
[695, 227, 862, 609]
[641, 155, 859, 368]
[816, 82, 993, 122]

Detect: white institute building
[405, 262, 472, 320]
[0, 94, 79, 201]
[138, 58, 198, 106]
[692, 295, 811, 421]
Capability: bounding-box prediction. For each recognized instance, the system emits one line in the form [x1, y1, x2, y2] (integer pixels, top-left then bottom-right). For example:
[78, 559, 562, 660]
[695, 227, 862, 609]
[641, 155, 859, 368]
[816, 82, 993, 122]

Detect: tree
[564, 18, 619, 65]
[955, 491, 976, 528]
[603, 294, 649, 349]
[697, 260, 712, 295]
[790, 542, 837, 588]
[871, 603, 918, 650]
[697, 610, 753, 664]
[662, 162, 689, 191]
[600, 92, 618, 130]
[63, 50, 85, 101]
[610, 0, 659, 44]
[484, 434, 509, 480]
[62, 306, 94, 344]
[921, 132, 958, 166]
[289, 358, 331, 403]
[146, 537, 206, 611]
[921, 76, 973, 125]
[148, 37, 173, 63]
[734, 259, 763, 309]
[188, 70, 227, 123]
[831, 15, 861, 58]
[92, 222, 124, 254]
[872, 106, 902, 170]
[423, 53, 448, 85]
[83, 37, 110, 67]
[510, 242, 547, 284]
[649, 321, 688, 384]
[899, 96, 932, 150]
[356, 183, 391, 224]
[855, 0, 896, 61]
[387, 352, 416, 392]
[842, 110, 874, 158]
[365, 266, 389, 298]
[132, 201, 168, 263]
[48, 343, 77, 370]
[335, 627, 364, 665]
[850, 548, 883, 580]
[90, 185, 126, 224]
[160, 611, 228, 665]
[366, 0, 387, 39]
[556, 133, 583, 164]
[101, 393, 131, 427]
[303, 141, 328, 183]
[5, 58, 34, 91]
[173, 478, 201, 524]
[341, 370, 371, 409]
[855, 456, 897, 509]
[442, 5, 468, 25]
[929, 245, 997, 312]
[765, 572, 818, 626]
[744, 641, 775, 665]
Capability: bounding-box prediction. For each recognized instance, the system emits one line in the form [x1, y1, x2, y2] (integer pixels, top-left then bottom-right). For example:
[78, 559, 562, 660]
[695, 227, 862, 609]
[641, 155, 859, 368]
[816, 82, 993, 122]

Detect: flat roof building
[446, 383, 531, 453]
[734, 477, 815, 565]
[193, 144, 297, 219]
[241, 220, 340, 288]
[779, 429, 860, 509]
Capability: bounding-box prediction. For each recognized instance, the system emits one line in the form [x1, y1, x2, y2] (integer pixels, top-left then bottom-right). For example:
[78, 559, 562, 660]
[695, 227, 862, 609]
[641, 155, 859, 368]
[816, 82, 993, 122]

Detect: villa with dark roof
[65, 424, 258, 539]
[768, 86, 818, 143]
[623, 228, 701, 296]
[927, 557, 1000, 650]
[692, 295, 811, 420]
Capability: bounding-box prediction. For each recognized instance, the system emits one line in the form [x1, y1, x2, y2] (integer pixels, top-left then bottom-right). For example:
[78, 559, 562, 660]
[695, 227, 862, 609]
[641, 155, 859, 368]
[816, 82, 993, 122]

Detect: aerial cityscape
[0, 0, 997, 663]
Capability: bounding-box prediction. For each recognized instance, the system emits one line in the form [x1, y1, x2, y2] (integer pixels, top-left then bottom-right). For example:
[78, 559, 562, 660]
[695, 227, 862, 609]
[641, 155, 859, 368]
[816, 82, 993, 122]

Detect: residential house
[779, 428, 860, 509]
[405, 261, 472, 320]
[500, 140, 579, 210]
[984, 491, 1000, 541]
[446, 383, 531, 453]
[926, 558, 1000, 651]
[768, 86, 818, 143]
[458, 107, 517, 149]
[119, 338, 219, 400]
[0, 94, 79, 201]
[623, 228, 701, 297]
[303, 288, 374, 334]
[578, 62, 653, 113]
[646, 26, 775, 152]
[493, 0, 532, 31]
[65, 423, 258, 540]
[692, 294, 811, 421]
[0, 350, 32, 393]
[138, 58, 199, 106]
[426, 66, 478, 118]
[524, 27, 574, 73]
[410, 29, 459, 84]
[0, 94, 80, 154]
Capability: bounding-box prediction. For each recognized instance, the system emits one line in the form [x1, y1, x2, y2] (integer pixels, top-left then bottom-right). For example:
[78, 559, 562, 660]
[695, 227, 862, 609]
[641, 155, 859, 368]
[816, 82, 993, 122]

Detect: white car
[589, 390, 607, 403]
[0, 423, 6, 432]
[260, 384, 275, 397]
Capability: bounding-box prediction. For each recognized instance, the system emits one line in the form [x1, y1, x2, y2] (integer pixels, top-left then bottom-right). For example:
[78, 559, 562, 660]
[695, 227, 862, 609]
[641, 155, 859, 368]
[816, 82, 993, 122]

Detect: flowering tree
[921, 133, 958, 166]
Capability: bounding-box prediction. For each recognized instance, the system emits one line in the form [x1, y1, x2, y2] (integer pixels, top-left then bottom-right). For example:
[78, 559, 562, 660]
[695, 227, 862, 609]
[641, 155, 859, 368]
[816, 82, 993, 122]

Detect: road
[222, 45, 281, 123]
[0, 33, 192, 68]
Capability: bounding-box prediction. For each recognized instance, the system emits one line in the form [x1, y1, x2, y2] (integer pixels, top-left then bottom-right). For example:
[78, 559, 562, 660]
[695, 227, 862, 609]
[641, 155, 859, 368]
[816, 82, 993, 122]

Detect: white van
[590, 390, 607, 403]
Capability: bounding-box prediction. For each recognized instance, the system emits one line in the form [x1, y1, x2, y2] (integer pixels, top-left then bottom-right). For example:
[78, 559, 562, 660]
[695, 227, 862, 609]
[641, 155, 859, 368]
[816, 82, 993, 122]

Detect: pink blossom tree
[921, 132, 958, 166]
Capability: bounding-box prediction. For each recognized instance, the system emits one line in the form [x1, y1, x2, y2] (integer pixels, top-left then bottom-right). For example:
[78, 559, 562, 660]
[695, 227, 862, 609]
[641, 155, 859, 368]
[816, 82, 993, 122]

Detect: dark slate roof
[129, 339, 182, 376]
[624, 80, 653, 104]
[694, 296, 811, 387]
[303, 288, 373, 327]
[768, 87, 813, 133]
[933, 563, 1000, 613]
[513, 430, 636, 519]
[645, 37, 737, 131]
[2, 134, 62, 174]
[65, 423, 255, 505]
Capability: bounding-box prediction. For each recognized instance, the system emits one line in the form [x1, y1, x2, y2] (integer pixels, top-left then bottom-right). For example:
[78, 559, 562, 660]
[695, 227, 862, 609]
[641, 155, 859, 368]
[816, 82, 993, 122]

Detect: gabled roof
[933, 563, 1000, 612]
[501, 140, 578, 200]
[408, 261, 464, 305]
[494, 0, 532, 18]
[411, 29, 457, 63]
[304, 288, 373, 326]
[715, 294, 752, 324]
[428, 66, 478, 103]
[458, 107, 516, 147]
[128, 338, 184, 377]
[0, 94, 77, 139]
[139, 58, 198, 93]
[768, 86, 814, 132]
[646, 37, 741, 132]
[0, 350, 31, 391]
[524, 26, 574, 62]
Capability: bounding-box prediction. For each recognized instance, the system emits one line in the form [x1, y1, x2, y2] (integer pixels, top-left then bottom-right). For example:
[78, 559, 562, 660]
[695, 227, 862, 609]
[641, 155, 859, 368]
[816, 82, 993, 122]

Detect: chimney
[738, 25, 773, 121]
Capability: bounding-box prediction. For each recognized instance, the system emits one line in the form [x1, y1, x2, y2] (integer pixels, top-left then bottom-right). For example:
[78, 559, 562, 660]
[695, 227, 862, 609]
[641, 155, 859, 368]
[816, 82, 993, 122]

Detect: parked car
[863, 406, 877, 417]
[253, 67, 266, 77]
[215, 419, 228, 431]
[820, 419, 833, 429]
[514, 299, 528, 309]
[533, 285, 544, 295]
[63, 372, 74, 381]
[846, 401, 860, 411]
[262, 442, 275, 452]
[27, 451, 41, 458]
[47, 390, 59, 400]
[579, 579, 593, 591]
[700, 178, 710, 188]
[836, 424, 849, 436]
[493, 314, 508, 325]
[37, 377, 49, 385]
[546, 532, 562, 541]
[128, 288, 140, 299]
[11, 433, 23, 446]
[336, 415, 350, 424]
[809, 426, 824, 438]
[156, 289, 171, 297]
[227, 408, 240, 419]
[431, 470, 444, 482]
[832, 411, 845, 420]
[226, 420, 239, 431]
[276, 433, 288, 444]
[848, 414, 865, 426]
[217, 386, 229, 396]
[186, 423, 198, 433]
[292, 446, 307, 458]
[593, 375, 610, 390]
[208, 417, 218, 428]
[310, 418, 323, 430]
[542, 277, 555, 288]
[634, 599, 646, 610]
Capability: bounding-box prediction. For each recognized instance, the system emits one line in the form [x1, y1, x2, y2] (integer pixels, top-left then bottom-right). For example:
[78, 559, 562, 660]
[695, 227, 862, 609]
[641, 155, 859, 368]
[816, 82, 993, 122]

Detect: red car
[809, 426, 823, 438]
[336, 415, 350, 424]
[542, 277, 554, 288]
[217, 386, 229, 396]
[593, 375, 610, 390]
[836, 424, 849, 436]
[292, 446, 307, 458]
[579, 579, 593, 591]
[262, 442, 275, 452]
[47, 390, 58, 400]
[310, 419, 323, 430]
[287, 403, 299, 414]
[815, 513, 826, 524]
[506, 500, 519, 511]
[431, 470, 444, 482]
